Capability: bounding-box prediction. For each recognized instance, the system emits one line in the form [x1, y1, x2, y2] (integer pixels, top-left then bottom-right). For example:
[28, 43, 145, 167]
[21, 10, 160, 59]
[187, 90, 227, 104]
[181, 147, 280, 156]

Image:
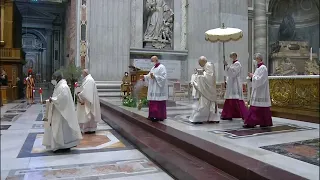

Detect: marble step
[96, 84, 121, 89]
[98, 92, 121, 97]
[97, 89, 121, 92]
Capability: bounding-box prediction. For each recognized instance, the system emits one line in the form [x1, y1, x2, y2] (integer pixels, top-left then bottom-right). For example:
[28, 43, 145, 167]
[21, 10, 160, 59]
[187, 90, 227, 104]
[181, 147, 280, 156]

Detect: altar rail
[268, 75, 320, 123]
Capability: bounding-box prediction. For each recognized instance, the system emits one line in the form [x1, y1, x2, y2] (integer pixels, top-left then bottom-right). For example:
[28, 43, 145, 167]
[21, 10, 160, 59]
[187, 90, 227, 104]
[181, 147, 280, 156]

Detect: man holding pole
[221, 52, 248, 120]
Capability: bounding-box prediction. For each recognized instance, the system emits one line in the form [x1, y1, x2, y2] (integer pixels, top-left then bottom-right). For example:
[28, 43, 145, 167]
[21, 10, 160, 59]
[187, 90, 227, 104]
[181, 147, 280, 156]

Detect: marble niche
[143, 0, 174, 49]
[268, 0, 319, 75]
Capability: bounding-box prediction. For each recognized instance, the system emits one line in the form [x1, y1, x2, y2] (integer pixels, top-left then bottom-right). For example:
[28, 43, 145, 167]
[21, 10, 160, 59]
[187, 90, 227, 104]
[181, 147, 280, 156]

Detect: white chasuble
[224, 61, 243, 100]
[42, 79, 82, 151]
[144, 64, 168, 101]
[189, 62, 218, 122]
[77, 74, 101, 132]
[250, 64, 271, 107]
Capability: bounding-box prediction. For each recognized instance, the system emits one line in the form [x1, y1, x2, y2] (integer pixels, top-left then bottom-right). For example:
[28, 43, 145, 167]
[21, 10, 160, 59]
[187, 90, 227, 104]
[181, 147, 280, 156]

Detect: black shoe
[243, 124, 255, 128]
[85, 131, 96, 134]
[208, 121, 220, 124]
[191, 122, 203, 124]
[53, 148, 71, 153]
[221, 117, 232, 120]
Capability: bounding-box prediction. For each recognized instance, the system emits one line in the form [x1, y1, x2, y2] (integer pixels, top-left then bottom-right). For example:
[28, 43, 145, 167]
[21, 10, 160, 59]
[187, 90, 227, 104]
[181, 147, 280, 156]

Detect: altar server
[42, 71, 82, 152]
[77, 69, 101, 134]
[221, 52, 248, 120]
[189, 56, 218, 124]
[244, 53, 273, 128]
[140, 56, 168, 122]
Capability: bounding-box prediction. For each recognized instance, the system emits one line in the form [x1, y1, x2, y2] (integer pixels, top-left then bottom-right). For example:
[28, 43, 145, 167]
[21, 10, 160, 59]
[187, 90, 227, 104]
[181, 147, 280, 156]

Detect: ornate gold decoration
[305, 59, 320, 75]
[269, 77, 320, 118]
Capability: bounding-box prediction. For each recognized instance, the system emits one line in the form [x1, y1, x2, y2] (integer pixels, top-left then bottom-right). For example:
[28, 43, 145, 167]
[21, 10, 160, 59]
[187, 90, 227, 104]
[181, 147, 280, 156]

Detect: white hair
[254, 53, 263, 60]
[199, 56, 207, 61]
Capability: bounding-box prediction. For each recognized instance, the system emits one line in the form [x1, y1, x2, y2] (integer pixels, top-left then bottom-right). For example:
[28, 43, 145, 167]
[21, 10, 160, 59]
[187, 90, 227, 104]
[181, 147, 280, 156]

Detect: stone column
[46, 30, 53, 81]
[181, 0, 187, 50]
[0, 1, 5, 45]
[254, 0, 267, 64]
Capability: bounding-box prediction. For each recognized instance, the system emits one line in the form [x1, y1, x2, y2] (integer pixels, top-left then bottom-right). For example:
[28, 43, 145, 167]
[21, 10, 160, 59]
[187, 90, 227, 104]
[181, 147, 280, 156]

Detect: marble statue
[274, 57, 298, 76]
[278, 12, 297, 41]
[159, 16, 173, 41]
[143, 0, 174, 49]
[144, 0, 165, 41]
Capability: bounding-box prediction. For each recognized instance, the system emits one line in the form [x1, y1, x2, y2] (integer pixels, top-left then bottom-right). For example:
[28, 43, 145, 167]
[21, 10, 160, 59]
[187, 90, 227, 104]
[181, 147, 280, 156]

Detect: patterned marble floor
[1, 101, 173, 180]
[102, 98, 320, 180]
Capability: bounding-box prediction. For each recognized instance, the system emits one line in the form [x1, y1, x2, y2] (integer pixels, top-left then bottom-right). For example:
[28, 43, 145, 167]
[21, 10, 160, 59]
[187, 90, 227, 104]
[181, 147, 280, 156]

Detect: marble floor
[1, 101, 173, 180]
[102, 98, 320, 180]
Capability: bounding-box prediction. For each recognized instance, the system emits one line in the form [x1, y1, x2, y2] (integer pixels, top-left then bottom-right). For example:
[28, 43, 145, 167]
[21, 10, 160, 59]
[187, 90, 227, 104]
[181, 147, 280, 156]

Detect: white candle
[310, 47, 312, 60]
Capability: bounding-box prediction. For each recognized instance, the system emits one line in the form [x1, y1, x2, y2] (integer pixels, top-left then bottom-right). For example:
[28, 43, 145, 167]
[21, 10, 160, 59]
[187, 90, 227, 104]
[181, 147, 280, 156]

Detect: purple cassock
[244, 62, 273, 128]
[221, 60, 248, 120]
[143, 62, 168, 121]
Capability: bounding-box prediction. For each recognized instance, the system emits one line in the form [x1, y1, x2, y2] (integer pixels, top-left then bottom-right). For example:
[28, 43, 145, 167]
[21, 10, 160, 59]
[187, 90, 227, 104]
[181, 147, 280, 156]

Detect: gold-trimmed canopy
[205, 27, 243, 43]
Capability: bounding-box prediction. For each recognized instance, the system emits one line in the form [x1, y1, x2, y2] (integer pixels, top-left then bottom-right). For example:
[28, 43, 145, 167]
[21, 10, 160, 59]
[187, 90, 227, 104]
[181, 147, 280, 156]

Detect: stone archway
[22, 33, 47, 82]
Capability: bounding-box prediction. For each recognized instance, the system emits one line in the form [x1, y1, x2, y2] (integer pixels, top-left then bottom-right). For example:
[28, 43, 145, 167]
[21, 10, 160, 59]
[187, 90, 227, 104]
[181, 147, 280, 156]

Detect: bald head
[198, 56, 207, 67]
[82, 69, 89, 77]
[151, 56, 159, 64]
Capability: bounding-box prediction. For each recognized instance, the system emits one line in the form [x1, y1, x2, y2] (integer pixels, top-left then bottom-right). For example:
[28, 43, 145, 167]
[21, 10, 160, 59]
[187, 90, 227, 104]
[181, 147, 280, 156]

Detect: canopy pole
[221, 23, 227, 87]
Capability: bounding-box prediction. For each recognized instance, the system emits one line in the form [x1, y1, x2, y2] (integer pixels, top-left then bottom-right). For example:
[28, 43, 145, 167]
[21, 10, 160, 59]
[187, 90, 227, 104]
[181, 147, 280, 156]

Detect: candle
[310, 47, 312, 61]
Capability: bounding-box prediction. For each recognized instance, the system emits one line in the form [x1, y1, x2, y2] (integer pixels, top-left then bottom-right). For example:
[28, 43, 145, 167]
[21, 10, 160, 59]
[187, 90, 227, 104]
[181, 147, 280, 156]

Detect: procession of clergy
[142, 54, 272, 128]
[42, 53, 272, 153]
[42, 69, 101, 153]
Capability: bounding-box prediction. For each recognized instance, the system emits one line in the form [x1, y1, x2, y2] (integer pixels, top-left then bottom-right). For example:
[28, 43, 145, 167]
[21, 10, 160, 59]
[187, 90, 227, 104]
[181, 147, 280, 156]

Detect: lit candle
[310, 47, 312, 61]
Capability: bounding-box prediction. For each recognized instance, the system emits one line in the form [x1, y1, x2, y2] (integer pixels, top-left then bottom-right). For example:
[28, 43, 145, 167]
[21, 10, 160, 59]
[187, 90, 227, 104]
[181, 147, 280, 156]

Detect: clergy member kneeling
[243, 53, 273, 128]
[77, 69, 102, 134]
[189, 56, 218, 124]
[140, 56, 168, 122]
[221, 52, 248, 120]
[42, 72, 82, 153]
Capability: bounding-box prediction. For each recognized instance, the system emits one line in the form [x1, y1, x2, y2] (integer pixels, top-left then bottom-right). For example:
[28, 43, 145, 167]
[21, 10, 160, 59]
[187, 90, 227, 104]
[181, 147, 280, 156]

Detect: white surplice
[189, 62, 218, 123]
[250, 64, 271, 107]
[224, 61, 243, 100]
[190, 74, 199, 99]
[144, 64, 168, 101]
[42, 79, 82, 151]
[77, 74, 101, 132]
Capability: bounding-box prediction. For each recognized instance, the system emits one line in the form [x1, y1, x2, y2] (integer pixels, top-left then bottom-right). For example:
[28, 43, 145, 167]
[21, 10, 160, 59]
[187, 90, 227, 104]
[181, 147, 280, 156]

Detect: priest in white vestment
[140, 56, 168, 122]
[244, 53, 273, 128]
[221, 52, 248, 120]
[190, 68, 199, 99]
[189, 56, 219, 124]
[76, 69, 101, 134]
[42, 71, 82, 153]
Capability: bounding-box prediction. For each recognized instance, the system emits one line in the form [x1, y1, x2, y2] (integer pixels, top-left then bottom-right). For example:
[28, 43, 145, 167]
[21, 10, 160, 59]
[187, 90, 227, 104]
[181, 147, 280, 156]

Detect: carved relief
[273, 57, 298, 76]
[143, 0, 174, 49]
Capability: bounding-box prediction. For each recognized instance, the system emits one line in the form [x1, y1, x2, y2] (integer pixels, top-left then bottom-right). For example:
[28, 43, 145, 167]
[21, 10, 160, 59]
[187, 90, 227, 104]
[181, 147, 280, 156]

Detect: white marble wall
[88, 0, 131, 81]
[87, 0, 248, 82]
[186, 0, 248, 82]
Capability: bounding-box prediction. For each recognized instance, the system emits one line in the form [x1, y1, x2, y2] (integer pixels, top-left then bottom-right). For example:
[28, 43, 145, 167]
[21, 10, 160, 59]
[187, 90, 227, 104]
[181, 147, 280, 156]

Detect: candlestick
[310, 47, 312, 61]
